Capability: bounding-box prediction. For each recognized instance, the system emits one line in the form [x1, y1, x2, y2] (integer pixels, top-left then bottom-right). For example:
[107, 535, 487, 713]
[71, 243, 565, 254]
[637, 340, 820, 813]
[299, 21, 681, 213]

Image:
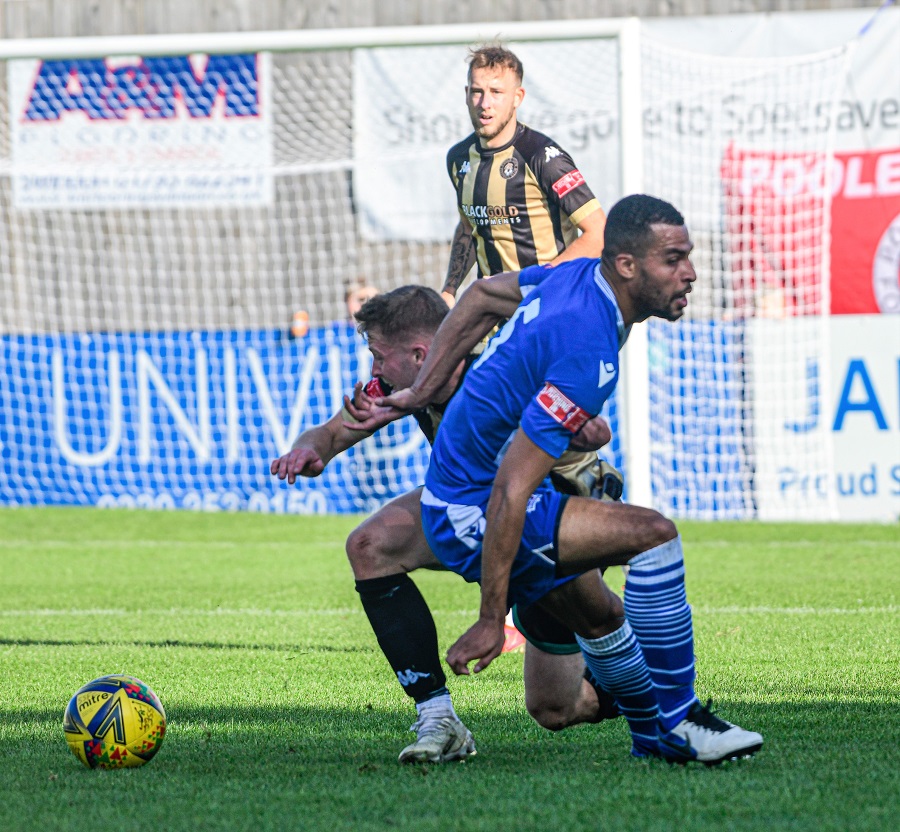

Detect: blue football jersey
[425, 258, 626, 504]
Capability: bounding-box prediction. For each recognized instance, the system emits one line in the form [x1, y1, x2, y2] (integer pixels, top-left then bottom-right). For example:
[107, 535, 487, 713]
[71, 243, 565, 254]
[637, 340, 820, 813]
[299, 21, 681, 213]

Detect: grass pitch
[0, 507, 897, 832]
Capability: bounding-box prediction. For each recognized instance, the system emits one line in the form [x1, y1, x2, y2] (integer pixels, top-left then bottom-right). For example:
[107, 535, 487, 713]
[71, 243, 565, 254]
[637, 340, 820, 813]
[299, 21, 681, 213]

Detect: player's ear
[514, 85, 525, 109]
[412, 345, 427, 366]
[614, 252, 637, 280]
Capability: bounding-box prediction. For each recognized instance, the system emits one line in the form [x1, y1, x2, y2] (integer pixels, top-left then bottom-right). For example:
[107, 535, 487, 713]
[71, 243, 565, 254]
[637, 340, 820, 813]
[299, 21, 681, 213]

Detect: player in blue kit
[367, 195, 764, 764]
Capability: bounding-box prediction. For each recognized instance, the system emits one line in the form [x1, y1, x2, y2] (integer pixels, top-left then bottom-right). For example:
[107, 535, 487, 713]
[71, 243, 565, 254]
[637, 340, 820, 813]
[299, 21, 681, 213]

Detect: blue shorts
[420, 481, 576, 608]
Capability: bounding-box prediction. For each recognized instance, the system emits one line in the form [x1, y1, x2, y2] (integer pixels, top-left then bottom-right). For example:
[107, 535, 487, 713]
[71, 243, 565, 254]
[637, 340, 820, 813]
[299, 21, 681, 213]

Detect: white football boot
[398, 712, 476, 764]
[658, 699, 763, 765]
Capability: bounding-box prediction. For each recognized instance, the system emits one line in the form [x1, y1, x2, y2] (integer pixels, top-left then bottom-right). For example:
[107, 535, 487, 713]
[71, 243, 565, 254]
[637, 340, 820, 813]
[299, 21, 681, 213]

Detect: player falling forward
[271, 286, 623, 764]
[368, 195, 764, 764]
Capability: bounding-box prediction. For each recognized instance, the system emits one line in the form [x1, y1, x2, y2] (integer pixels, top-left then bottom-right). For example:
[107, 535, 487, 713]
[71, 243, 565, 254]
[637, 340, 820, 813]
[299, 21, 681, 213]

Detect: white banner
[646, 7, 900, 154]
[752, 315, 900, 522]
[7, 52, 273, 209]
[352, 40, 621, 241]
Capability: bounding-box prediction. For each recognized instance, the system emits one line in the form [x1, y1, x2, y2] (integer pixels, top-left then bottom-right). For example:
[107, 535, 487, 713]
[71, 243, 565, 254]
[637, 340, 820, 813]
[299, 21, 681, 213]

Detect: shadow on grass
[3, 701, 896, 832]
[0, 637, 370, 654]
[4, 698, 897, 773]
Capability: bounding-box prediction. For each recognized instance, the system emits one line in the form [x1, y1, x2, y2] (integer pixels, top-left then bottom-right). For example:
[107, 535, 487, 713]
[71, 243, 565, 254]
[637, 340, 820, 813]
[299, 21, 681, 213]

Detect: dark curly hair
[354, 285, 449, 340]
[602, 194, 685, 263]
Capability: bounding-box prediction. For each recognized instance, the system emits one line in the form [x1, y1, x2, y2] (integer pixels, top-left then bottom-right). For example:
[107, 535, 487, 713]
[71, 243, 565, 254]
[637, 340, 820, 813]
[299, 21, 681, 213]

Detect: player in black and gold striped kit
[441, 45, 606, 303]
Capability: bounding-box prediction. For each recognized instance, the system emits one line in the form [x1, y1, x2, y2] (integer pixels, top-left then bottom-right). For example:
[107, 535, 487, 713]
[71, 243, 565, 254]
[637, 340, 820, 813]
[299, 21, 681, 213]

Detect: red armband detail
[552, 170, 585, 198]
[536, 383, 591, 433]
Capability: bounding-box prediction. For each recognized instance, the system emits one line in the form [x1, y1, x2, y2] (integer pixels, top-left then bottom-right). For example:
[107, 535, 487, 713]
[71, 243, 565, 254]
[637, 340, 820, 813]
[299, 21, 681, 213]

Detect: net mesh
[640, 35, 849, 519]
[0, 32, 849, 517]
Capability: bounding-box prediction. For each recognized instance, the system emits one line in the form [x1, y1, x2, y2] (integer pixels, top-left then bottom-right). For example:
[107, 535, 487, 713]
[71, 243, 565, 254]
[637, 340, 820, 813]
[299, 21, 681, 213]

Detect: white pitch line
[0, 606, 896, 617]
[695, 605, 899, 616]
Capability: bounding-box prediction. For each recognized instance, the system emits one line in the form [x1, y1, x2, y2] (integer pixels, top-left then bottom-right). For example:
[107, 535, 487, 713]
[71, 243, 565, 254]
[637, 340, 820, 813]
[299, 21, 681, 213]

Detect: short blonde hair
[468, 44, 523, 85]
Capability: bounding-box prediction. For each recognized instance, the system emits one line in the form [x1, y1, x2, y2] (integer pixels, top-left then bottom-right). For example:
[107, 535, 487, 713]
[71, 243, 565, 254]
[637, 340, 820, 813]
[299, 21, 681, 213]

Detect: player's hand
[379, 386, 429, 414]
[344, 386, 422, 432]
[343, 382, 375, 421]
[270, 447, 325, 484]
[342, 385, 400, 433]
[446, 616, 506, 675]
[342, 401, 398, 432]
[569, 415, 611, 452]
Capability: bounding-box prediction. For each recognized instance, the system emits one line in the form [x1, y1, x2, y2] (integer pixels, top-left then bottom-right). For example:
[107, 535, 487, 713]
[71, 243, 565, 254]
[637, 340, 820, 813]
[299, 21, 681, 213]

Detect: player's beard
[473, 109, 514, 144]
[637, 272, 688, 321]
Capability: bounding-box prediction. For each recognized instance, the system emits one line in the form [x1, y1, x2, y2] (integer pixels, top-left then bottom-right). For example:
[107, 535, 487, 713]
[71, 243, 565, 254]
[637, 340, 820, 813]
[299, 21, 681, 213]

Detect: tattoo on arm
[442, 223, 477, 295]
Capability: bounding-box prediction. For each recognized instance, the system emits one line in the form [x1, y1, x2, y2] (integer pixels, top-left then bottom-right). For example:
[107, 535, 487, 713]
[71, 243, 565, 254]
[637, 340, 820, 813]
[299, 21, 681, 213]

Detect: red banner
[722, 145, 900, 315]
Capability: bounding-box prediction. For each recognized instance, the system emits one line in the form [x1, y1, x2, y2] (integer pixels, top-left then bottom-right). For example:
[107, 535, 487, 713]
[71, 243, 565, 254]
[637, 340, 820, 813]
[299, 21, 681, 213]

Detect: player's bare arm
[390, 273, 524, 411]
[345, 273, 525, 431]
[270, 405, 371, 484]
[549, 207, 607, 266]
[446, 429, 556, 676]
[441, 220, 477, 305]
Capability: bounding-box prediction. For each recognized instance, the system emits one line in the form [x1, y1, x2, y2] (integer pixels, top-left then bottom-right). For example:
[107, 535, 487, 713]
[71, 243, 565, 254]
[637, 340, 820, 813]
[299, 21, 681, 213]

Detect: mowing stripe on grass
[0, 605, 896, 617]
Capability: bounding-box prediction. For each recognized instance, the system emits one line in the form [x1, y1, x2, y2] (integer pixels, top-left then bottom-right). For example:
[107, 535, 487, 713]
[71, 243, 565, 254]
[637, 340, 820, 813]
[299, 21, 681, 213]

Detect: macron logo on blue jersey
[599, 361, 616, 388]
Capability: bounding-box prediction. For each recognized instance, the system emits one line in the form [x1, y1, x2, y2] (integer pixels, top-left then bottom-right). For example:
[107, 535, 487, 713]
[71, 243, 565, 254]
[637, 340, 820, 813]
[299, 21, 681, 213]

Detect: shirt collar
[593, 261, 629, 349]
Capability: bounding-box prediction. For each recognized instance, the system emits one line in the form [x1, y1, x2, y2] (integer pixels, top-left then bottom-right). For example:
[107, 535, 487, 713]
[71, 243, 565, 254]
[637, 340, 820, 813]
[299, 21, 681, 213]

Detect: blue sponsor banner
[0, 325, 429, 513]
[1, 322, 748, 515]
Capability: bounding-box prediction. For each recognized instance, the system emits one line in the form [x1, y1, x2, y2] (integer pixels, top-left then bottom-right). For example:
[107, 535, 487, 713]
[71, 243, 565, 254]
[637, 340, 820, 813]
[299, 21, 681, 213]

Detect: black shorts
[511, 601, 580, 655]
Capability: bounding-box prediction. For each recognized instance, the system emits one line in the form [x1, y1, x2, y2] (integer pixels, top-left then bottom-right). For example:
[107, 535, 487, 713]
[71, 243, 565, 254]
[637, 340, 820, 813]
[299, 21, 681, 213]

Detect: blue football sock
[624, 535, 698, 732]
[576, 621, 659, 757]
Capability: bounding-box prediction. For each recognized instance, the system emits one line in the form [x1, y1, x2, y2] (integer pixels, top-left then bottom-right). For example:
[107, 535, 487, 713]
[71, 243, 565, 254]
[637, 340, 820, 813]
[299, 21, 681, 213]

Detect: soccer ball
[63, 674, 166, 769]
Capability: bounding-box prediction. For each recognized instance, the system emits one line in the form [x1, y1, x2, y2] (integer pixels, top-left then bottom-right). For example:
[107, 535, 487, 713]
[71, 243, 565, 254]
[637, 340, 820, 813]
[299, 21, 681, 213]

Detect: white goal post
[0, 20, 849, 518]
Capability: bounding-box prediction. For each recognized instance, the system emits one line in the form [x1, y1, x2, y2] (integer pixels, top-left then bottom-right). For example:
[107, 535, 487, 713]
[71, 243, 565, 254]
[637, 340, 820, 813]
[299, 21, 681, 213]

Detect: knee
[642, 512, 678, 550]
[345, 525, 388, 579]
[526, 698, 572, 732]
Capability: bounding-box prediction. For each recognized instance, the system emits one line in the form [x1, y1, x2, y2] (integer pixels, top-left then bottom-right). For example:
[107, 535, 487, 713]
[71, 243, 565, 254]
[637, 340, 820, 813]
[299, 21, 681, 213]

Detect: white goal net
[639, 35, 850, 520]
[0, 23, 850, 518]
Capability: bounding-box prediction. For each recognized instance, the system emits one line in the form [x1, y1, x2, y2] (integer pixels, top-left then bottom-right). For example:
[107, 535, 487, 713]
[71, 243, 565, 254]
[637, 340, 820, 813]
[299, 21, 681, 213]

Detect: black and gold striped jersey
[447, 123, 602, 277]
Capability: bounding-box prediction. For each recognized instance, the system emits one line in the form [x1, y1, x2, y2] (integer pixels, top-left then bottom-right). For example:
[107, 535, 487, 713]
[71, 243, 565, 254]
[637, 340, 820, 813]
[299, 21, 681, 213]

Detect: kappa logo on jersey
[499, 157, 519, 179]
[536, 383, 591, 434]
[545, 146, 562, 162]
[598, 361, 616, 389]
[552, 170, 586, 198]
[459, 160, 471, 175]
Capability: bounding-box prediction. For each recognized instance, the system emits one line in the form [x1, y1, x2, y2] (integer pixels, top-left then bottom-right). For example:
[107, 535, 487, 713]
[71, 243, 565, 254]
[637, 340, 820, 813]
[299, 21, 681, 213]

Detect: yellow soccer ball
[63, 674, 166, 769]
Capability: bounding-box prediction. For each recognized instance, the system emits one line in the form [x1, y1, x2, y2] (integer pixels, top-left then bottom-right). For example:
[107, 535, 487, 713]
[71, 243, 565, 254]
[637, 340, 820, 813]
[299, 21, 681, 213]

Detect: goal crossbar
[0, 19, 634, 61]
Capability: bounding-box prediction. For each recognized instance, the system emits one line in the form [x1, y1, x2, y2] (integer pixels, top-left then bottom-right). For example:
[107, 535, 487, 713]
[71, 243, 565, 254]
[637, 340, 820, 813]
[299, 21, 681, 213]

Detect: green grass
[0, 508, 897, 832]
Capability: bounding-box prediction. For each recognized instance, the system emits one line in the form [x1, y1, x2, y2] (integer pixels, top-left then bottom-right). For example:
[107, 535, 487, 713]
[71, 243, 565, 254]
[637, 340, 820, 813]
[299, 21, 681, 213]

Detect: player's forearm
[441, 222, 477, 296]
[550, 231, 602, 265]
[291, 416, 355, 466]
[410, 275, 522, 404]
[479, 430, 558, 618]
[479, 488, 527, 622]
